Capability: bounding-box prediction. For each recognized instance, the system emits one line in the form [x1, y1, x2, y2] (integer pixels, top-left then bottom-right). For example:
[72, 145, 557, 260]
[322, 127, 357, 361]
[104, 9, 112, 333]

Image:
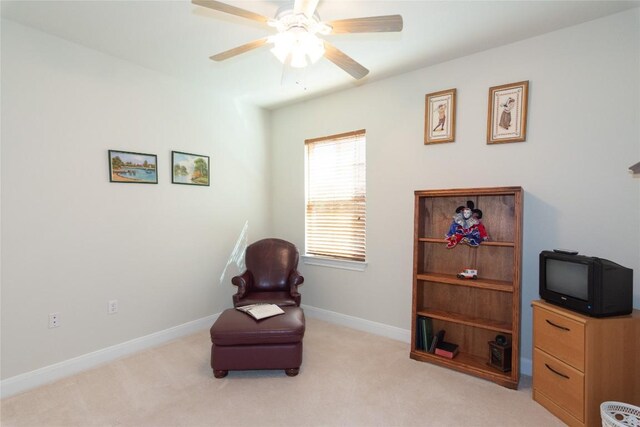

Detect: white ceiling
[2, 0, 639, 109]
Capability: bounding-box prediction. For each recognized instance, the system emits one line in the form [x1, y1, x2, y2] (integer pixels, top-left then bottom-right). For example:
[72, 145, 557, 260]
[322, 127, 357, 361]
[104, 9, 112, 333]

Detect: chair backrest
[245, 238, 299, 292]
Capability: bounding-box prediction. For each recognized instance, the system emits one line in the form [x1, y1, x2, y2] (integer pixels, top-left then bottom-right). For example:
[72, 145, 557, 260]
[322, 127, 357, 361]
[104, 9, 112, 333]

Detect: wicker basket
[601, 402, 640, 427]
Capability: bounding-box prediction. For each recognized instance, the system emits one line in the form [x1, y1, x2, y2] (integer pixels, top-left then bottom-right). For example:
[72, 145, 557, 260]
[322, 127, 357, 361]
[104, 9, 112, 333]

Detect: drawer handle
[545, 363, 570, 380]
[545, 319, 570, 331]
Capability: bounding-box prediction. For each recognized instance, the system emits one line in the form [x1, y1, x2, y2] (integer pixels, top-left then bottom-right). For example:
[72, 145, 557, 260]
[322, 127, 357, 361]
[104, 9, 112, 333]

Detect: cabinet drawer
[533, 349, 585, 422]
[533, 305, 585, 371]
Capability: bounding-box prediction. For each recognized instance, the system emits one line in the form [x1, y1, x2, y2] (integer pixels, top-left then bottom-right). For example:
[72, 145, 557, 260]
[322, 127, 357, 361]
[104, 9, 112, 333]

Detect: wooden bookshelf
[410, 187, 523, 389]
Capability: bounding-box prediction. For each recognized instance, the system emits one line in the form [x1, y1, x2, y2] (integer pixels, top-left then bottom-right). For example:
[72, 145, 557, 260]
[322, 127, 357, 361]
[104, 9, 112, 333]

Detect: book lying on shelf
[236, 303, 284, 320]
[435, 341, 459, 359]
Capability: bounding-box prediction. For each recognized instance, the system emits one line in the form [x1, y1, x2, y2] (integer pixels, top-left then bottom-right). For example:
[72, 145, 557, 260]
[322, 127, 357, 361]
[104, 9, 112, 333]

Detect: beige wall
[269, 9, 640, 373]
[1, 20, 272, 380]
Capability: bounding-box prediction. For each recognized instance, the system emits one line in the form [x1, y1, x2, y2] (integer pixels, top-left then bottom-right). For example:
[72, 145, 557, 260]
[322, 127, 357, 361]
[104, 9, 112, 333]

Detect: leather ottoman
[210, 306, 305, 378]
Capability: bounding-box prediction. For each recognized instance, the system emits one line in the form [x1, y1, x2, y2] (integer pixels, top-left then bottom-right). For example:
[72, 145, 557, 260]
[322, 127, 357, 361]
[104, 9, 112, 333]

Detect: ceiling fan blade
[210, 37, 269, 61]
[294, 0, 320, 18]
[327, 15, 403, 34]
[192, 0, 270, 24]
[323, 41, 369, 80]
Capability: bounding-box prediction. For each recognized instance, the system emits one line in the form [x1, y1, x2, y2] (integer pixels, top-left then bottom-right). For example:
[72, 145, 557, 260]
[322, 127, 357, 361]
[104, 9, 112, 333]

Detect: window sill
[302, 255, 367, 271]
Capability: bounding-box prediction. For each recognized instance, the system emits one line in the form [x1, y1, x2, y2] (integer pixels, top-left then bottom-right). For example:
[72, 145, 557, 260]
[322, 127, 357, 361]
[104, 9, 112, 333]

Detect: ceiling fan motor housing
[271, 5, 330, 35]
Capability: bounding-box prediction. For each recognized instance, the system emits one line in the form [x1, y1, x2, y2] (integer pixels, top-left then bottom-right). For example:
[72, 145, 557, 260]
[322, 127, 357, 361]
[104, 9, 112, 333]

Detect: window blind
[305, 130, 366, 262]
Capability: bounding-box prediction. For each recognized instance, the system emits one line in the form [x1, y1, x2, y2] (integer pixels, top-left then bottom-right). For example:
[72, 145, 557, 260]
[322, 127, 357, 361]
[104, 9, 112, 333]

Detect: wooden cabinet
[532, 300, 640, 427]
[410, 187, 522, 389]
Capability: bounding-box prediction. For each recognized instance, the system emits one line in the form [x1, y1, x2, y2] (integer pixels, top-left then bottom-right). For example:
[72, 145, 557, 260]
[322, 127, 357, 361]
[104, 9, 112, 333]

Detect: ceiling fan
[192, 0, 403, 80]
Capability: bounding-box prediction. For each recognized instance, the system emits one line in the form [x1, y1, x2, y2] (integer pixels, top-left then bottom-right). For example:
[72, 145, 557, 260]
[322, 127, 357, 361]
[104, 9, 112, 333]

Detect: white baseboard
[301, 304, 533, 377]
[0, 313, 219, 399]
[2, 307, 534, 399]
[301, 304, 411, 342]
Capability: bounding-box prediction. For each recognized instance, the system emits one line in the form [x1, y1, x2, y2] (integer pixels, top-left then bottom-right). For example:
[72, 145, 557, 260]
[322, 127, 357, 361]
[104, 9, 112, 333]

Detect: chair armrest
[231, 271, 253, 298]
[288, 271, 304, 306]
[288, 270, 304, 291]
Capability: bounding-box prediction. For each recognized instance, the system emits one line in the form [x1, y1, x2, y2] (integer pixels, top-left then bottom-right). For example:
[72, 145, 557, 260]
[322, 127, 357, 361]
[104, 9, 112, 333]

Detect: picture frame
[108, 150, 158, 184]
[171, 151, 210, 186]
[425, 88, 456, 144]
[487, 80, 529, 144]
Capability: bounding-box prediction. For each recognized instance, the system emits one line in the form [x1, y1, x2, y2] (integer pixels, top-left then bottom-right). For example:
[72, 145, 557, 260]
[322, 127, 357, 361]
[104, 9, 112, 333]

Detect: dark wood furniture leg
[213, 369, 228, 378]
[285, 368, 299, 377]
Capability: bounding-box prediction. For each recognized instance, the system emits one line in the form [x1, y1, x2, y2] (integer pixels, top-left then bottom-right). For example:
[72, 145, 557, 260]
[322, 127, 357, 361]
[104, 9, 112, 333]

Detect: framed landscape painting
[108, 150, 158, 184]
[425, 88, 456, 144]
[487, 80, 529, 144]
[172, 151, 210, 186]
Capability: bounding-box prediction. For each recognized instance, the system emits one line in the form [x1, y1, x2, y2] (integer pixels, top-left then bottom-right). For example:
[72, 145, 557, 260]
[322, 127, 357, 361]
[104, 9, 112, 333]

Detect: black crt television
[539, 250, 633, 317]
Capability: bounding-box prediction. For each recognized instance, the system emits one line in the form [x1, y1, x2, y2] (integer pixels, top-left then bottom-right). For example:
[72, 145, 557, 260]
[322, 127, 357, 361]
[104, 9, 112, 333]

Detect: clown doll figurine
[445, 200, 489, 248]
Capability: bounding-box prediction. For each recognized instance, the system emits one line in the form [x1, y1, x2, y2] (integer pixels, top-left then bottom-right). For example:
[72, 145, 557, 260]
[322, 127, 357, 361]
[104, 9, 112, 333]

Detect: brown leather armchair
[232, 238, 304, 307]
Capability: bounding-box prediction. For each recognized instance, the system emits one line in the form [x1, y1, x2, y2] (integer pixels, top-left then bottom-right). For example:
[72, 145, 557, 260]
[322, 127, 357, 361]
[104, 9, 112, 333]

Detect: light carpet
[1, 317, 563, 426]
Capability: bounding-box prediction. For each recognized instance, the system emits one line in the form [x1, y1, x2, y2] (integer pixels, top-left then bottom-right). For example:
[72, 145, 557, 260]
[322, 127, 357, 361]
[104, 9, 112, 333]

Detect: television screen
[546, 259, 589, 301]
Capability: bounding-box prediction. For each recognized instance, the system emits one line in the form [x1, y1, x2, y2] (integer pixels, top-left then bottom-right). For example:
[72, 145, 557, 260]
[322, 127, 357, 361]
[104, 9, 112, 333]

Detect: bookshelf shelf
[411, 187, 522, 389]
[418, 237, 515, 247]
[410, 349, 514, 387]
[416, 273, 514, 293]
[416, 308, 513, 334]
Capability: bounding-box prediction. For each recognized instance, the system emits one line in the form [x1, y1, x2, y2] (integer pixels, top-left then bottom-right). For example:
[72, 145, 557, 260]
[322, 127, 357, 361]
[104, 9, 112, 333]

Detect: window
[304, 130, 366, 263]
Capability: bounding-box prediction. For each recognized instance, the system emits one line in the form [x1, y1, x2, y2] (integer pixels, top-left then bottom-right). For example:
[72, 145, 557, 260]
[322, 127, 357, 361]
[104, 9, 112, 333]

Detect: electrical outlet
[108, 299, 118, 314]
[49, 312, 60, 328]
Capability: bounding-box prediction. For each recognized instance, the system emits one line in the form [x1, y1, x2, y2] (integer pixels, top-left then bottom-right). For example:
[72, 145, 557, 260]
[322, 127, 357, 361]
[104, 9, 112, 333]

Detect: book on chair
[236, 303, 284, 320]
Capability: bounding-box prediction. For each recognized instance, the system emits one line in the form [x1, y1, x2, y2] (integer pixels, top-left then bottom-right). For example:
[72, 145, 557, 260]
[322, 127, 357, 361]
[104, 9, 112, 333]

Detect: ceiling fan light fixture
[290, 50, 308, 68]
[299, 31, 325, 63]
[269, 32, 295, 63]
[269, 30, 325, 68]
